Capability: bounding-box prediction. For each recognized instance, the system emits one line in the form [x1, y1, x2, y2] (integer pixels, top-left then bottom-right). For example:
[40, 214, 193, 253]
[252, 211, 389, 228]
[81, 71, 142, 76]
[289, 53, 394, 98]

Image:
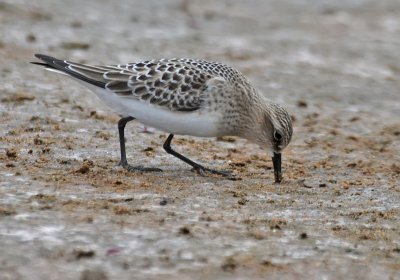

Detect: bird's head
[244, 102, 293, 183]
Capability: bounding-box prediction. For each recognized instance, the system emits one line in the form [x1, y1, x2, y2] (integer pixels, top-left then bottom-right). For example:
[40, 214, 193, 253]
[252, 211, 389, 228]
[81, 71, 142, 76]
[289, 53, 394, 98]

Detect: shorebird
[31, 54, 292, 183]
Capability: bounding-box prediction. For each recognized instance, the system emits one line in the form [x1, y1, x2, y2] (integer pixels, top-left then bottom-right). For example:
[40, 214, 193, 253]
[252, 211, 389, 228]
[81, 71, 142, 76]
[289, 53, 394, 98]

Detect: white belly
[47, 70, 222, 137]
[89, 86, 221, 137]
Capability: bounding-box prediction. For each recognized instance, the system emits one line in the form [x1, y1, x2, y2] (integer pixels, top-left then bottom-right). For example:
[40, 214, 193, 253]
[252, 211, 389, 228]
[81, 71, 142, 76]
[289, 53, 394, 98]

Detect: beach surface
[0, 0, 399, 279]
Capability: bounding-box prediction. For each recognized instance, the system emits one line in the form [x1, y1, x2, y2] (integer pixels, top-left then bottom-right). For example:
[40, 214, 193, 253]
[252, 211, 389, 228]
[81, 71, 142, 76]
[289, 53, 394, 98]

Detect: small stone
[33, 136, 44, 145]
[238, 198, 248, 205]
[1, 92, 35, 103]
[216, 136, 236, 142]
[297, 100, 308, 108]
[298, 179, 312, 188]
[61, 41, 90, 50]
[76, 164, 90, 174]
[73, 249, 95, 260]
[6, 148, 17, 158]
[221, 256, 237, 271]
[0, 206, 17, 216]
[71, 21, 83, 28]
[26, 33, 36, 42]
[76, 159, 94, 174]
[80, 268, 108, 280]
[179, 226, 191, 235]
[159, 199, 168, 206]
[299, 232, 308, 239]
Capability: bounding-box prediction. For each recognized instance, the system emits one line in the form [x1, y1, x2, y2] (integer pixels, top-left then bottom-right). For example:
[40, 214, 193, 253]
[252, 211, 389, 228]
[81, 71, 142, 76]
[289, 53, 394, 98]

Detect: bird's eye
[274, 131, 283, 142]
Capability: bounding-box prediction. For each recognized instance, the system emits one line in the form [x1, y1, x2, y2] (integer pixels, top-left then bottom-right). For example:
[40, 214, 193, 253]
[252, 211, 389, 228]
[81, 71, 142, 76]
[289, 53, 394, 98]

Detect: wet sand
[0, 0, 399, 279]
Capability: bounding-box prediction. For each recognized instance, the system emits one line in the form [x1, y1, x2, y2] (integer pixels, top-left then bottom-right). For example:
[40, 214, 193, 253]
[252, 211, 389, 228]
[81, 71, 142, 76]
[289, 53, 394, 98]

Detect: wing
[103, 60, 216, 111]
[33, 54, 216, 112]
[32, 54, 120, 88]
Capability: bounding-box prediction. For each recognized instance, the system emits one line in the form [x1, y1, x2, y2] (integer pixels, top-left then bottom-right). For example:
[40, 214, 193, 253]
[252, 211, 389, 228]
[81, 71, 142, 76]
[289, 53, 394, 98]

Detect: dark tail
[31, 54, 70, 71]
[31, 54, 106, 88]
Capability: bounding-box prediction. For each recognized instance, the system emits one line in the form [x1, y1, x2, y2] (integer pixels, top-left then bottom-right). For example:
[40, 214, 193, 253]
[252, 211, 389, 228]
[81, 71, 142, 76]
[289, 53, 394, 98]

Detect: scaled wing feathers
[33, 55, 247, 112]
[68, 60, 212, 111]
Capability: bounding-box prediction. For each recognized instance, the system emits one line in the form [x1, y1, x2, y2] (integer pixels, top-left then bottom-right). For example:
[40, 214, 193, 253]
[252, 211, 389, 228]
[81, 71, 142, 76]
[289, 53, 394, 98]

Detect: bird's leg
[163, 134, 232, 177]
[118, 116, 162, 172]
[118, 116, 134, 167]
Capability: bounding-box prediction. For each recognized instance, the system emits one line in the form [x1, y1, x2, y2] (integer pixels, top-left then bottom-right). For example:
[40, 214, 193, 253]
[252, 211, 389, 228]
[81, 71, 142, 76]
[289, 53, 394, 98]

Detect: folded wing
[33, 54, 216, 112]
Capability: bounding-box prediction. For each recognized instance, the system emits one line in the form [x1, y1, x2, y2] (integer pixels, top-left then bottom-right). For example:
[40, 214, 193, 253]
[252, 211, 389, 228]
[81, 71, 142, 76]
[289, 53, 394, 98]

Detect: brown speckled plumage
[66, 58, 253, 112]
[32, 54, 293, 182]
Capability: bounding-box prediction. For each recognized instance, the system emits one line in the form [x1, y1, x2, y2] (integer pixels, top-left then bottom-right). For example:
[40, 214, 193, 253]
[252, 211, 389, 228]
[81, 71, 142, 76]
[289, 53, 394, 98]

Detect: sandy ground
[0, 0, 399, 279]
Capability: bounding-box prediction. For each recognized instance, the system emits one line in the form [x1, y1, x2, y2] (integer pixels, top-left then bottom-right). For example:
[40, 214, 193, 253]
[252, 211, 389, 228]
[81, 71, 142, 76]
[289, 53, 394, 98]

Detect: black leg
[118, 116, 134, 166]
[163, 134, 231, 177]
[117, 116, 162, 172]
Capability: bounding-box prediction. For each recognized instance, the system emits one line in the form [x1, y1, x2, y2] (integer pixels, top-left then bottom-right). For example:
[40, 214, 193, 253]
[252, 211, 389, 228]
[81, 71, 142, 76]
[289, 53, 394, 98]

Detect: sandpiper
[31, 54, 292, 183]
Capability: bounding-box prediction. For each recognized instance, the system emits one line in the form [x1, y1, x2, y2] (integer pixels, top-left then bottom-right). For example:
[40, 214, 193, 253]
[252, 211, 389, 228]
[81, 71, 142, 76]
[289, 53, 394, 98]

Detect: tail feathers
[30, 61, 52, 67]
[31, 54, 106, 88]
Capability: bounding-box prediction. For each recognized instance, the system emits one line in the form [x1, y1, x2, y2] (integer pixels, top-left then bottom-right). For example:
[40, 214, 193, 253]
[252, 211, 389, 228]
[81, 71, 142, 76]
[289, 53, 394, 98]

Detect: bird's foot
[191, 165, 234, 178]
[119, 161, 162, 172]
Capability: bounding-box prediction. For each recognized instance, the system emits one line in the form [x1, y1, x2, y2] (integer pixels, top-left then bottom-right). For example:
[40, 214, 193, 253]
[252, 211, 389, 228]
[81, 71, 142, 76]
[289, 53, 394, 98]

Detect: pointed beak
[272, 152, 282, 183]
